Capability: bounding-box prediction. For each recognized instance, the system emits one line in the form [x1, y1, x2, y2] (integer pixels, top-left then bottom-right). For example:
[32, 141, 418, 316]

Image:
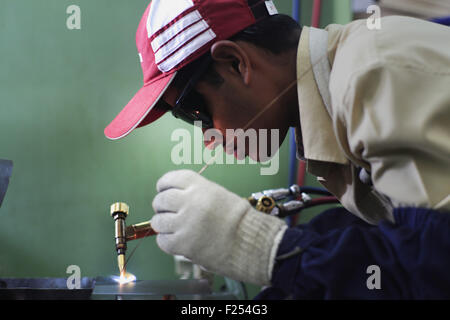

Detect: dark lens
[171, 54, 214, 129]
[172, 90, 213, 128]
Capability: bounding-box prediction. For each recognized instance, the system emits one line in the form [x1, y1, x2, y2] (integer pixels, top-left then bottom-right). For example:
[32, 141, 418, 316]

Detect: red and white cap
[104, 0, 278, 140]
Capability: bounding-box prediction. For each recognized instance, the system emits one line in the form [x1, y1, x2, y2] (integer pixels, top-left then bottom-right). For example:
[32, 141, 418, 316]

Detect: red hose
[312, 0, 322, 28]
[297, 160, 306, 187]
[308, 196, 339, 206]
[291, 160, 306, 225]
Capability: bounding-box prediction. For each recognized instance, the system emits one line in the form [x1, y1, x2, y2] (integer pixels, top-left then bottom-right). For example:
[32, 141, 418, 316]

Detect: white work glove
[151, 170, 288, 286]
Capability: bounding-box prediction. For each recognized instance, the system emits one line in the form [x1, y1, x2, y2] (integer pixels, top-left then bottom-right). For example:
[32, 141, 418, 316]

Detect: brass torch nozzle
[118, 253, 126, 275]
[110, 202, 157, 275]
[111, 202, 129, 274]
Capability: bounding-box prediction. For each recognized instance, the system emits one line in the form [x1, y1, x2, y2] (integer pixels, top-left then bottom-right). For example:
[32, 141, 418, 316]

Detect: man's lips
[203, 139, 238, 156]
[202, 130, 249, 158]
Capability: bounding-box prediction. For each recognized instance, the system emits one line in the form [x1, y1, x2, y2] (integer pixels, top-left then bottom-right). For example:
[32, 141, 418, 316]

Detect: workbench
[0, 277, 240, 300]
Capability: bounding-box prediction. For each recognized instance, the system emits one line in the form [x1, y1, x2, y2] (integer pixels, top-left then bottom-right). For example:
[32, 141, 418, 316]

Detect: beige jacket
[296, 16, 450, 224]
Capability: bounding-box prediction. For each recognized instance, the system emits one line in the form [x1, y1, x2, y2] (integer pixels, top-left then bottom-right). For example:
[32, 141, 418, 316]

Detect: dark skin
[164, 39, 301, 161]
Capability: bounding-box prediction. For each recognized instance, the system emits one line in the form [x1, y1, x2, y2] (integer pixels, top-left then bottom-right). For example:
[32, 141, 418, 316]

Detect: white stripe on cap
[151, 10, 202, 52]
[265, 1, 278, 15]
[157, 28, 216, 72]
[147, 0, 194, 38]
[154, 18, 210, 64]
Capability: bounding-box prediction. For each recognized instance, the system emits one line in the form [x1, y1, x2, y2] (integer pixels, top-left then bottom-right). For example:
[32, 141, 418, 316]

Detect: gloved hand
[151, 170, 288, 286]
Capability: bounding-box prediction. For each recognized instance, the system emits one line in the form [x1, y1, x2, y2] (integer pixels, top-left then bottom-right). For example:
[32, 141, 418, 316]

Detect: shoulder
[329, 16, 450, 80]
[329, 16, 450, 108]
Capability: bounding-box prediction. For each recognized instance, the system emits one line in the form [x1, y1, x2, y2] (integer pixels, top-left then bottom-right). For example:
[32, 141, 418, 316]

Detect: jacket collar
[295, 26, 348, 165]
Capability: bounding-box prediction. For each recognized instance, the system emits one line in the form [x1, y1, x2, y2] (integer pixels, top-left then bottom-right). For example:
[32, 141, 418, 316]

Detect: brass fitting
[126, 221, 157, 241]
[110, 202, 157, 275]
[255, 195, 276, 214]
[111, 202, 129, 256]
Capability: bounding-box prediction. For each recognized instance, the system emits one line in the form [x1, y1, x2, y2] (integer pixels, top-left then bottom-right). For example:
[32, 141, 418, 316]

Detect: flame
[113, 271, 136, 285]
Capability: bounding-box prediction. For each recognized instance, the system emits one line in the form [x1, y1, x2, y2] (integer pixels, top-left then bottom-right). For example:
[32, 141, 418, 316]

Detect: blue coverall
[256, 207, 450, 299]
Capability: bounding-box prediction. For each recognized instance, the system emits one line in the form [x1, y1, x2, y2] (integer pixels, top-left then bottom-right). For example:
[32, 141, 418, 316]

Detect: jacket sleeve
[333, 62, 450, 211]
[255, 206, 450, 300]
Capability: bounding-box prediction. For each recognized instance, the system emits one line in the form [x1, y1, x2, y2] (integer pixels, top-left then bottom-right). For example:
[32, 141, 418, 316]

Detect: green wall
[0, 0, 350, 298]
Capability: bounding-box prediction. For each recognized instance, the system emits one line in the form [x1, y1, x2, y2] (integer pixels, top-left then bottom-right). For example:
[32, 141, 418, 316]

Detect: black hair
[174, 14, 301, 89]
[231, 14, 302, 54]
[202, 14, 302, 86]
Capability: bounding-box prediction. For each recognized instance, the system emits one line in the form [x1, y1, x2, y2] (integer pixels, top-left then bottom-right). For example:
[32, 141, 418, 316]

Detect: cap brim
[104, 72, 176, 140]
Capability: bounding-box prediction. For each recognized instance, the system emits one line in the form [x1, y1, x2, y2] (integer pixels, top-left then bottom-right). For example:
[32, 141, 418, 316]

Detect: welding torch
[110, 185, 337, 275]
[110, 202, 157, 276]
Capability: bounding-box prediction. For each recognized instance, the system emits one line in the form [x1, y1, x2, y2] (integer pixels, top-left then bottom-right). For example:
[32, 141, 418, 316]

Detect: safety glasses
[170, 55, 214, 129]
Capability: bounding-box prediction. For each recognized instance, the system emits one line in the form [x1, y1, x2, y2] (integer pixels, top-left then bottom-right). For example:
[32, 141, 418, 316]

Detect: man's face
[164, 41, 296, 162]
[194, 70, 290, 161]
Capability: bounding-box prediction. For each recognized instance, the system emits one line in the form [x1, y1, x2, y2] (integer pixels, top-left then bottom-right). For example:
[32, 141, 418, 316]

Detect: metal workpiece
[0, 278, 95, 300]
[92, 278, 215, 300]
[0, 277, 241, 300]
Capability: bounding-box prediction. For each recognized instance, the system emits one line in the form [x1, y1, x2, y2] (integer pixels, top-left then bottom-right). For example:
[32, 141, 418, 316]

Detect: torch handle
[125, 221, 157, 241]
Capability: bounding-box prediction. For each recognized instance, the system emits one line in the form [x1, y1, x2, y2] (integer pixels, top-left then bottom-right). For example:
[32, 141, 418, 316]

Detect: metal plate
[0, 277, 237, 300]
[92, 278, 212, 299]
[0, 277, 95, 300]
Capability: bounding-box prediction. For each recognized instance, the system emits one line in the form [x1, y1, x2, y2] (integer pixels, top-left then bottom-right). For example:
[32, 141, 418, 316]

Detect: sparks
[113, 271, 136, 285]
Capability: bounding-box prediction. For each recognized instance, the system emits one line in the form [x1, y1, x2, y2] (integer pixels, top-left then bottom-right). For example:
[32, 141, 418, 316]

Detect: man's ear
[210, 40, 251, 85]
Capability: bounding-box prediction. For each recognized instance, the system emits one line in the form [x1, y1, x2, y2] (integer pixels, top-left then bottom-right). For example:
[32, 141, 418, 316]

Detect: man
[104, 0, 450, 298]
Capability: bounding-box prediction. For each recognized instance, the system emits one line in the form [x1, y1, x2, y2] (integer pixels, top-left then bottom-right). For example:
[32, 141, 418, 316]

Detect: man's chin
[226, 147, 277, 162]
